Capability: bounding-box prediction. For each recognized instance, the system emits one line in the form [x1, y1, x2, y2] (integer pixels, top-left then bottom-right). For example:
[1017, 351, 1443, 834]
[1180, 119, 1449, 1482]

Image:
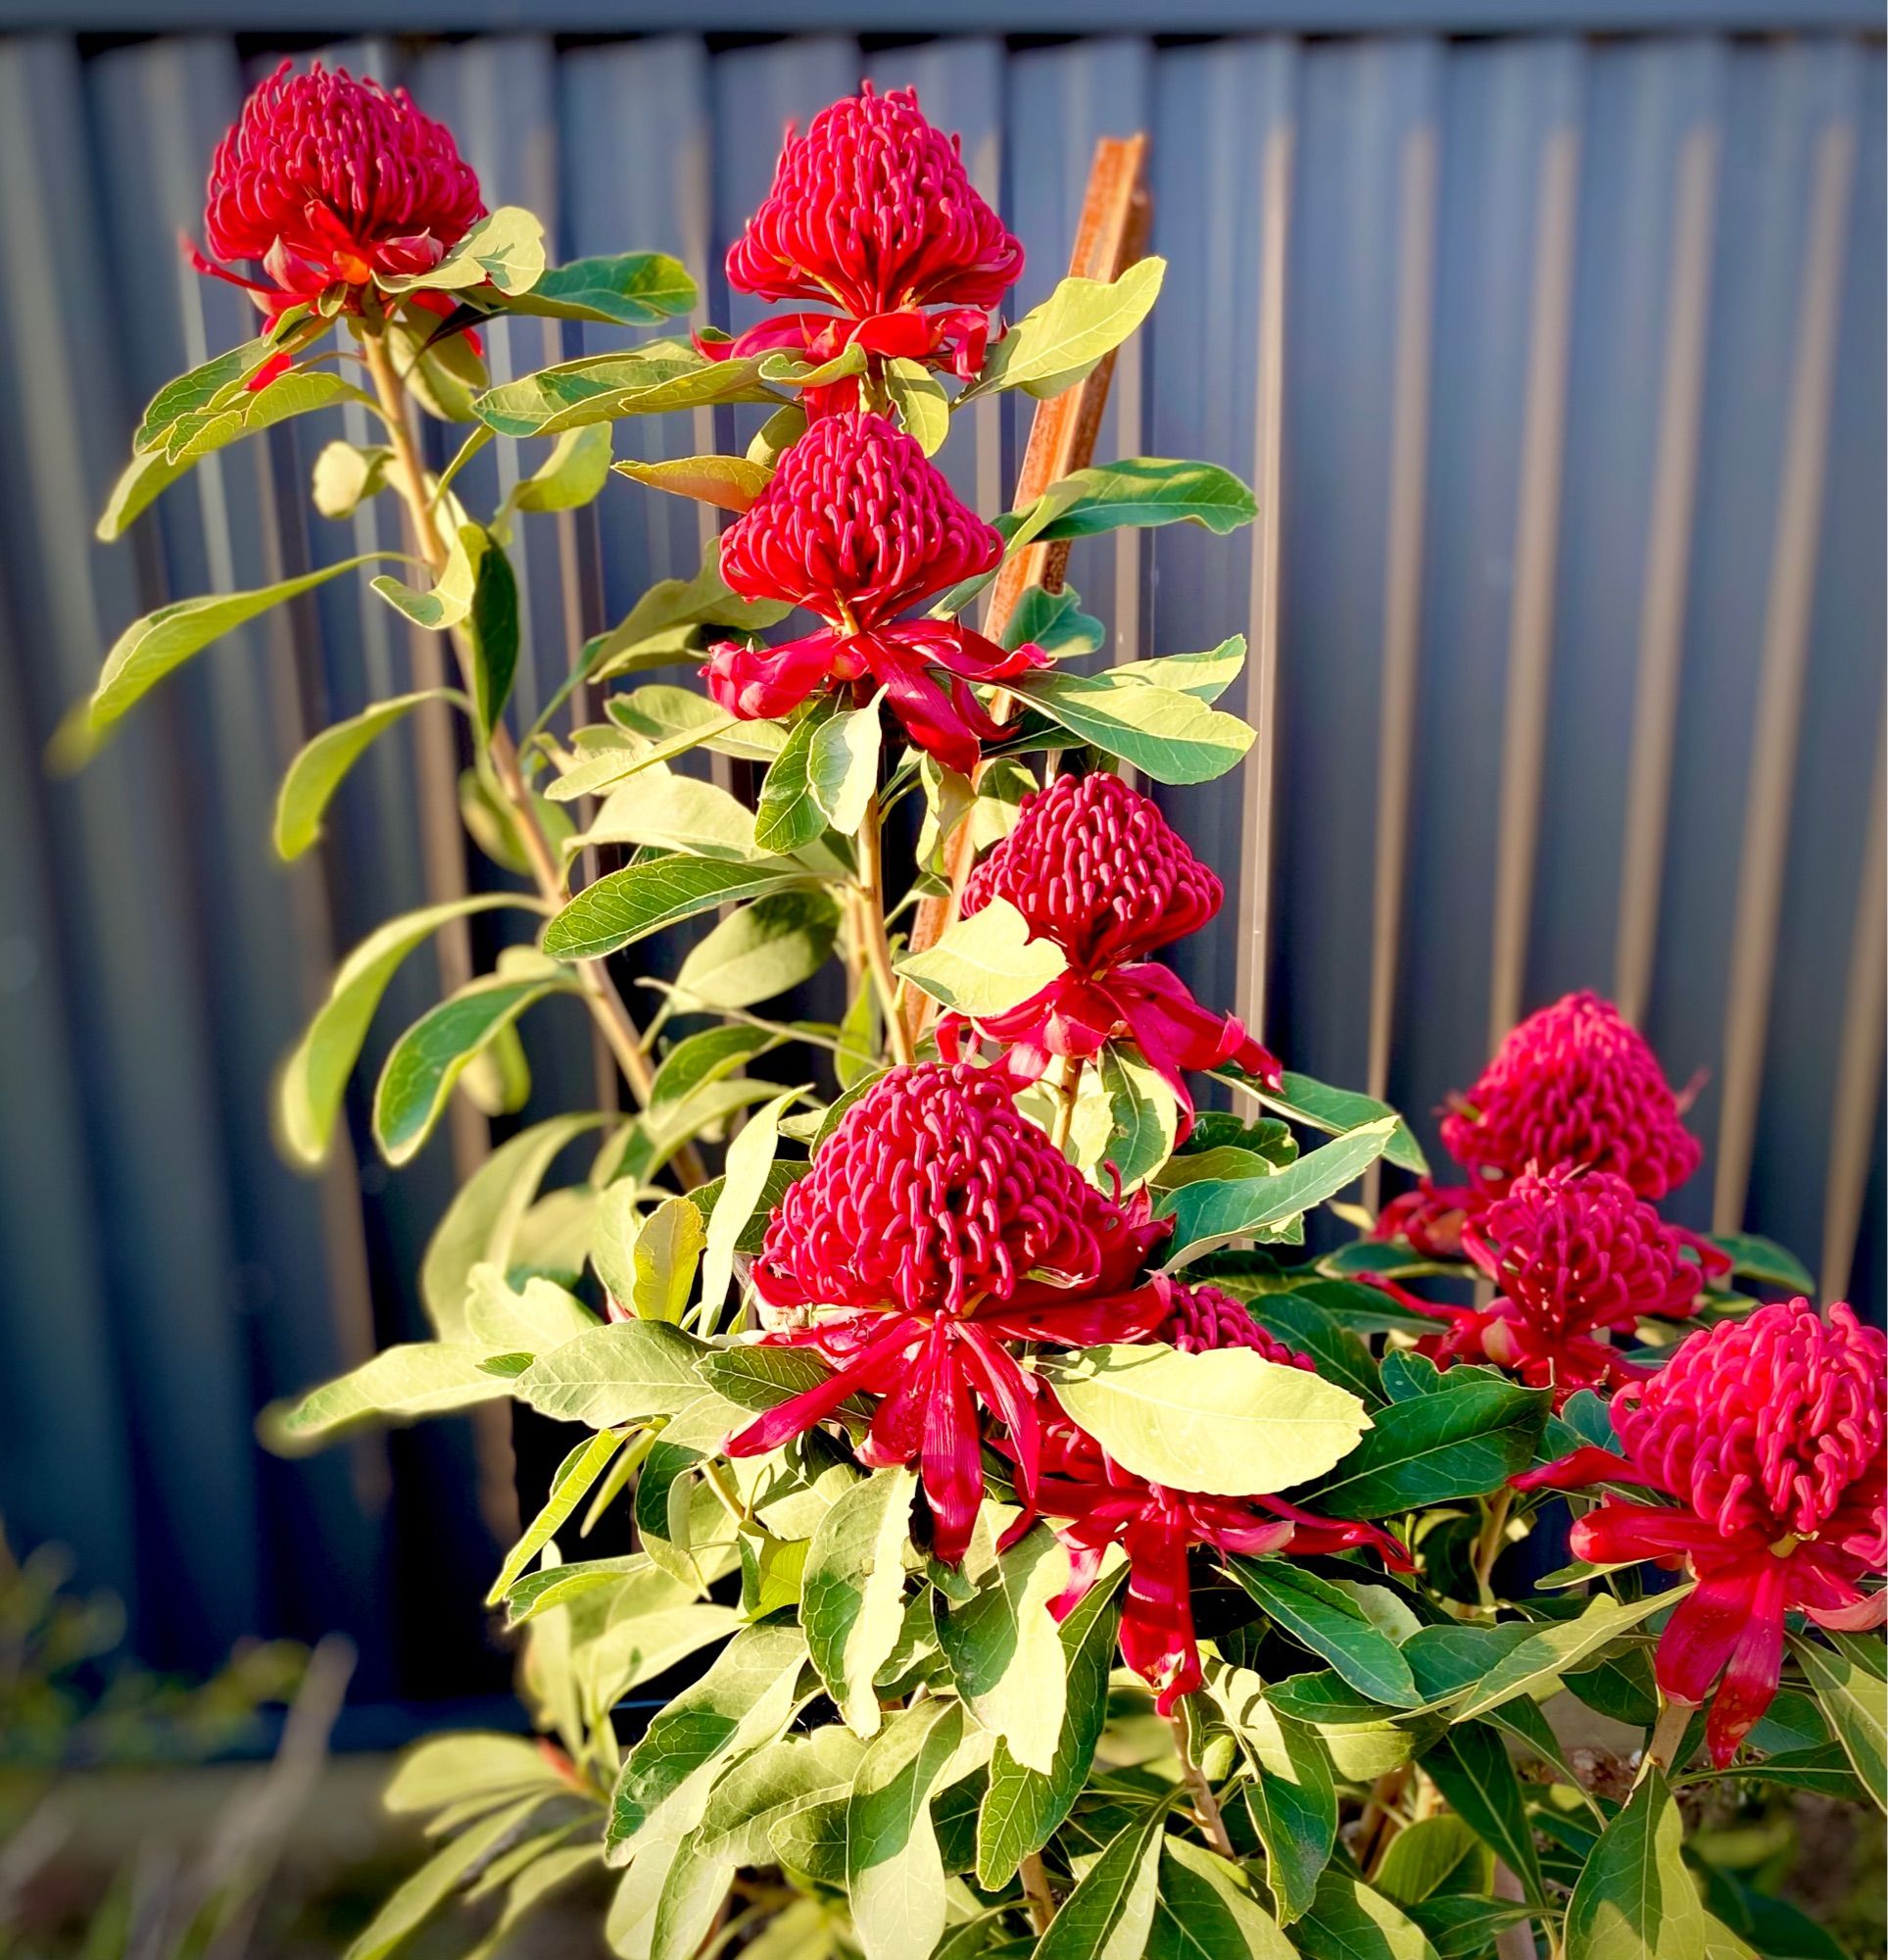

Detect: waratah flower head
[199, 61, 484, 315]
[728, 83, 1024, 318]
[1155, 1279, 1310, 1369]
[719, 411, 1000, 630]
[750, 1061, 1155, 1319]
[962, 772, 1224, 971]
[1612, 1297, 1884, 1544]
[1441, 992, 1702, 1201]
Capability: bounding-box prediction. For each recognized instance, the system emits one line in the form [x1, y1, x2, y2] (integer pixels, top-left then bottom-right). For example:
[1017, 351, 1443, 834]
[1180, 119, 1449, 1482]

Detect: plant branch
[360, 322, 698, 1176]
[1052, 1058, 1085, 1152]
[1166, 1705, 1235, 1860]
[857, 792, 914, 1066]
[1643, 1696, 1695, 1779]
[1018, 1851, 1057, 1936]
[1473, 1487, 1515, 1605]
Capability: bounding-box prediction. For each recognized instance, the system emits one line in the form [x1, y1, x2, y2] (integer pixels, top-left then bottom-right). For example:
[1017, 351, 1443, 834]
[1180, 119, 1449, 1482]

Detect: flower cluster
[725, 1061, 1399, 1694]
[1403, 1163, 1709, 1404]
[194, 61, 484, 326]
[1517, 1298, 1885, 1763]
[712, 83, 1024, 405]
[703, 412, 1042, 773]
[940, 772, 1280, 1131]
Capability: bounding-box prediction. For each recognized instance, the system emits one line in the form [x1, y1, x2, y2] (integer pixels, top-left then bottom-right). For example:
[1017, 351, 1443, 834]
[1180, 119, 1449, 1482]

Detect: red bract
[702, 413, 1041, 775]
[1019, 1282, 1409, 1713]
[1375, 992, 1702, 1257]
[1516, 1298, 1886, 1765]
[941, 774, 1280, 1132]
[1404, 1165, 1711, 1405]
[718, 84, 1024, 395]
[194, 61, 484, 323]
[723, 1063, 1167, 1563]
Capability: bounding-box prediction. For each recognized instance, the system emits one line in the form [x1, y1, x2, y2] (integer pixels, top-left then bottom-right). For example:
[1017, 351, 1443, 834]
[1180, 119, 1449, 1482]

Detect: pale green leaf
[486, 1428, 624, 1604]
[544, 858, 810, 960]
[935, 1522, 1070, 1775]
[802, 1466, 917, 1736]
[1149, 1838, 1295, 1959]
[266, 1344, 511, 1446]
[808, 692, 882, 835]
[700, 1089, 797, 1318]
[669, 890, 842, 1010]
[497, 251, 696, 325]
[974, 258, 1166, 400]
[311, 438, 395, 520]
[475, 342, 776, 439]
[1563, 1771, 1704, 1960]
[612, 452, 772, 513]
[896, 897, 1067, 1017]
[511, 1321, 706, 1429]
[343, 1793, 547, 1960]
[508, 424, 613, 516]
[1035, 1795, 1172, 1960]
[274, 690, 461, 860]
[382, 206, 545, 295]
[885, 357, 950, 454]
[845, 1699, 965, 1960]
[1790, 1632, 1888, 1812]
[1008, 667, 1254, 785]
[576, 767, 760, 861]
[1030, 458, 1257, 541]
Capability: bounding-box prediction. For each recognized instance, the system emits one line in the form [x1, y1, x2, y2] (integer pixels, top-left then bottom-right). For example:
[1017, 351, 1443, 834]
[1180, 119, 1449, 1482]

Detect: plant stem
[1166, 1706, 1236, 1860]
[1052, 1058, 1085, 1152]
[700, 1456, 751, 1533]
[1643, 1696, 1696, 1779]
[857, 792, 914, 1066]
[1018, 1851, 1057, 1936]
[1473, 1487, 1516, 1605]
[361, 323, 699, 1175]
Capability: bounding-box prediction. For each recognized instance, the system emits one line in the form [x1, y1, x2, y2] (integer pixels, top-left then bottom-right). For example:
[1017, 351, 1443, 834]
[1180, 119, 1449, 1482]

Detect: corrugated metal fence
[0, 16, 1879, 1714]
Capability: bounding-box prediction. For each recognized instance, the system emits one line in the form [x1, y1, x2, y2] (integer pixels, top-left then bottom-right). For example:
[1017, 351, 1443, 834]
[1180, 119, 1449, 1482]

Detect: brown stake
[900, 132, 1152, 1052]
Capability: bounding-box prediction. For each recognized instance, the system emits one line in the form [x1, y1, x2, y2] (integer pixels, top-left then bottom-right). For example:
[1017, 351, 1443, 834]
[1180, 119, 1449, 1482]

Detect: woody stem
[857, 792, 914, 1066]
[1052, 1057, 1085, 1152]
[1018, 1852, 1057, 1935]
[1644, 1696, 1696, 1778]
[361, 325, 698, 1175]
[1473, 1487, 1515, 1605]
[1166, 1706, 1235, 1859]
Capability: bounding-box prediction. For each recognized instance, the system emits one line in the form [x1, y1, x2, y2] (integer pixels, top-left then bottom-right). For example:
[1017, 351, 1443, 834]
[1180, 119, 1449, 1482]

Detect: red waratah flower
[1013, 1279, 1409, 1713]
[1515, 1298, 1886, 1765]
[721, 1062, 1167, 1562]
[938, 774, 1281, 1133]
[1398, 1164, 1712, 1405]
[192, 61, 484, 331]
[1375, 992, 1703, 1257]
[702, 412, 1041, 775]
[713, 83, 1024, 400]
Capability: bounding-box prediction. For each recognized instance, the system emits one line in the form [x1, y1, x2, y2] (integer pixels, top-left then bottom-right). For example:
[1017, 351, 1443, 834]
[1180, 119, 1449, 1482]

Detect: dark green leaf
[1421, 1722, 1545, 1906]
[499, 251, 697, 325]
[1563, 1770, 1703, 1960]
[1227, 1559, 1419, 1708]
[544, 858, 810, 959]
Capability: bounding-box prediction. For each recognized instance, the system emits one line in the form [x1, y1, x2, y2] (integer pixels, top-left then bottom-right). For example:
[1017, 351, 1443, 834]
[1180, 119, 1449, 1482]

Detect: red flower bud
[728, 83, 1023, 319]
[1517, 1298, 1886, 1764]
[1441, 992, 1702, 1204]
[196, 61, 483, 318]
[1156, 1280, 1309, 1369]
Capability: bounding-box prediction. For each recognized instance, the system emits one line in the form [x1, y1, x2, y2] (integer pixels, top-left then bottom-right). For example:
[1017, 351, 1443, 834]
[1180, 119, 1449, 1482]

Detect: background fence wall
[0, 9, 1879, 1722]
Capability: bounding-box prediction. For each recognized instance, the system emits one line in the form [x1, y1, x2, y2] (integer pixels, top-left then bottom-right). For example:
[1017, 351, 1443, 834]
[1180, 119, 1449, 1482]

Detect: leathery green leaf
[801, 1466, 916, 1736]
[510, 1321, 706, 1429]
[1790, 1632, 1888, 1812]
[273, 689, 463, 860]
[896, 896, 1067, 1018]
[1227, 1558, 1420, 1709]
[1035, 1792, 1175, 1960]
[545, 858, 810, 960]
[1149, 1838, 1294, 1959]
[265, 1344, 511, 1447]
[844, 1698, 965, 1960]
[934, 1521, 1070, 1774]
[1564, 1770, 1704, 1960]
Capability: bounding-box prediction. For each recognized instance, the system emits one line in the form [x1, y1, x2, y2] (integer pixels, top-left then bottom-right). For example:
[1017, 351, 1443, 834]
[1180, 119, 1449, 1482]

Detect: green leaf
[612, 452, 773, 514]
[463, 1265, 595, 1353]
[1401, 1897, 1535, 1960]
[606, 1195, 705, 1325]
[605, 1622, 806, 1857]
[474, 342, 776, 438]
[498, 251, 697, 325]
[133, 334, 277, 452]
[420, 1113, 606, 1339]
[510, 1320, 705, 1429]
[509, 425, 614, 517]
[544, 858, 811, 959]
[1202, 1658, 1335, 1924]
[266, 1343, 512, 1446]
[1035, 1794, 1172, 1960]
[370, 522, 482, 631]
[896, 896, 1067, 1018]
[695, 1730, 865, 1867]
[273, 689, 461, 860]
[383, 1733, 568, 1815]
[342, 1791, 548, 1960]
[485, 1429, 624, 1604]
[1147, 1838, 1293, 1959]
[1008, 667, 1254, 785]
[934, 1522, 1069, 1775]
[277, 895, 541, 1166]
[809, 692, 882, 835]
[470, 528, 523, 735]
[1107, 640, 1245, 701]
[802, 1466, 917, 1736]
[974, 258, 1167, 400]
[382, 206, 545, 295]
[1158, 1120, 1398, 1265]
[1246, 1071, 1429, 1176]
[701, 1090, 797, 1317]
[580, 767, 762, 862]
[1100, 1046, 1181, 1190]
[311, 439, 397, 520]
[1445, 1589, 1684, 1723]
[1039, 1343, 1369, 1498]
[1227, 1558, 1420, 1708]
[82, 555, 392, 738]
[885, 356, 950, 454]
[976, 1565, 1122, 1886]
[670, 890, 843, 1010]
[1031, 458, 1257, 541]
[1370, 1817, 1482, 1905]
[372, 957, 579, 1166]
[845, 1699, 965, 1960]
[1292, 1872, 1440, 1960]
[1422, 1722, 1545, 1906]
[1789, 1632, 1887, 1812]
[1304, 1363, 1549, 1520]
[610, 680, 790, 760]
[1707, 1232, 1815, 1294]
[754, 700, 837, 855]
[1563, 1770, 1704, 1960]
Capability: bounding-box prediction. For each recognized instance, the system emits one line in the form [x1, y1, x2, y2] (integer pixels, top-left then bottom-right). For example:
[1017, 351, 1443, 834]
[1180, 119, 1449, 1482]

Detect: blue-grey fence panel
[0, 24, 1877, 1709]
